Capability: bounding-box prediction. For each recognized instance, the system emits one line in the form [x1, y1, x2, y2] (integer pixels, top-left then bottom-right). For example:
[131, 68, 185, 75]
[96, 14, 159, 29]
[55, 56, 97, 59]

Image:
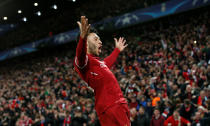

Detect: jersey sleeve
[163, 117, 171, 126]
[181, 117, 190, 125]
[103, 48, 120, 69]
[75, 36, 88, 69]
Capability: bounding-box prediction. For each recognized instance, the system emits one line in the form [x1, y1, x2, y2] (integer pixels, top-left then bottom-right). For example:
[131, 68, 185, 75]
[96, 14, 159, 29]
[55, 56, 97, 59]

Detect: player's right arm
[75, 16, 90, 69]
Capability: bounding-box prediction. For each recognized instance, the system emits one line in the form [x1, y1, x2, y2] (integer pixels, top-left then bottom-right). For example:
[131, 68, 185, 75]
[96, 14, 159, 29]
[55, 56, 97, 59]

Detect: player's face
[173, 111, 179, 119]
[87, 33, 102, 56]
[154, 110, 160, 116]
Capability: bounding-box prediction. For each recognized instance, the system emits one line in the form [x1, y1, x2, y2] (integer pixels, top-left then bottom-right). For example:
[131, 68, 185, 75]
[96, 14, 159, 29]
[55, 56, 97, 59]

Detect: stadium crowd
[0, 5, 210, 126]
[0, 0, 167, 51]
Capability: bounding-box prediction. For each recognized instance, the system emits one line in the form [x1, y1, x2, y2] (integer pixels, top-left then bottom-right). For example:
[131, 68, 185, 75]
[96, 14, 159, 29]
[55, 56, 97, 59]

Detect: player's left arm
[104, 37, 128, 69]
[181, 117, 191, 126]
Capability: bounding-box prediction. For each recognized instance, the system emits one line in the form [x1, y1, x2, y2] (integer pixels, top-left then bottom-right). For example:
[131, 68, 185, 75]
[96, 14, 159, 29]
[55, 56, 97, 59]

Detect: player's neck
[87, 52, 95, 56]
[87, 50, 98, 57]
[87, 52, 100, 58]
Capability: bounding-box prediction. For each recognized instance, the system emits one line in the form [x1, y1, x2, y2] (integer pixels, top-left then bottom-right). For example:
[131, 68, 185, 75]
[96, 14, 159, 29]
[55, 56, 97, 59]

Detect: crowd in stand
[0, 0, 167, 51]
[0, 5, 210, 126]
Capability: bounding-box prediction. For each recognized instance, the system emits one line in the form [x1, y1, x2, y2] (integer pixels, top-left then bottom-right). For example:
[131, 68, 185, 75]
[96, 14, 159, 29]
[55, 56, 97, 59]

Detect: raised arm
[75, 16, 90, 69]
[181, 117, 191, 126]
[104, 37, 128, 69]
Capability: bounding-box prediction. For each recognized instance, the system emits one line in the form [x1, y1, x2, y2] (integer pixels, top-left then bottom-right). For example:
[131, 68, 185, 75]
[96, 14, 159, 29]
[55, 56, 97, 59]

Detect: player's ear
[87, 36, 91, 48]
[86, 33, 92, 43]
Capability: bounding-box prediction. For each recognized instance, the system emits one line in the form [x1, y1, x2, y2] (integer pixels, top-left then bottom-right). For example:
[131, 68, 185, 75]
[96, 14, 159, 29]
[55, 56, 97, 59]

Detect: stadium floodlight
[18, 10, 22, 14]
[52, 4, 57, 10]
[22, 17, 27, 22]
[36, 11, 41, 16]
[3, 17, 7, 20]
[34, 3, 38, 6]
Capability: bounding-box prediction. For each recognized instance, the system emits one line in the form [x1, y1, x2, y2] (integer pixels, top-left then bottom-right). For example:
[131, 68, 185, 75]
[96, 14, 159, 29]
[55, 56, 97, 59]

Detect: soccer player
[74, 16, 130, 126]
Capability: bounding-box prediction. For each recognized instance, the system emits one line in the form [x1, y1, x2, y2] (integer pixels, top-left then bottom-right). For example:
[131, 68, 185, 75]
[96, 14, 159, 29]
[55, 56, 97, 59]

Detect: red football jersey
[74, 37, 127, 116]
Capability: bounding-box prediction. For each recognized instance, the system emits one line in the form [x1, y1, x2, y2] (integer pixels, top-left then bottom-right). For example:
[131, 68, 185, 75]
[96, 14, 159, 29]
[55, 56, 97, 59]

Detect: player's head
[194, 112, 201, 120]
[86, 28, 102, 56]
[138, 106, 145, 115]
[77, 28, 102, 56]
[173, 109, 180, 119]
[154, 108, 160, 117]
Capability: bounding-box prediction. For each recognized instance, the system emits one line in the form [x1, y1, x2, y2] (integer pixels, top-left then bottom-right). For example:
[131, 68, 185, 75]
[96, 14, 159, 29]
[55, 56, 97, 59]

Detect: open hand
[77, 16, 91, 39]
[114, 37, 128, 52]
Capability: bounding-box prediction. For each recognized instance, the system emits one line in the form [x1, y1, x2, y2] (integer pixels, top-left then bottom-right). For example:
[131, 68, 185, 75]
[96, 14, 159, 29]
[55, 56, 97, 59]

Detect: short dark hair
[184, 99, 190, 105]
[154, 107, 160, 112]
[173, 108, 180, 113]
[76, 27, 98, 42]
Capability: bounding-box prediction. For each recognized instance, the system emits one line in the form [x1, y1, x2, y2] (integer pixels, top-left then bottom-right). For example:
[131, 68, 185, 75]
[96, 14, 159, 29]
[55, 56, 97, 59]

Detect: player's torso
[85, 56, 117, 88]
[74, 55, 126, 115]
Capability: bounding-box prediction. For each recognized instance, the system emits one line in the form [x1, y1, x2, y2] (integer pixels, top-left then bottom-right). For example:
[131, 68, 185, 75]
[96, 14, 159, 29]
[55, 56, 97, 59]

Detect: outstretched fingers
[124, 43, 128, 48]
[77, 16, 91, 39]
[114, 38, 118, 45]
[77, 21, 81, 31]
[122, 39, 126, 45]
[114, 37, 128, 52]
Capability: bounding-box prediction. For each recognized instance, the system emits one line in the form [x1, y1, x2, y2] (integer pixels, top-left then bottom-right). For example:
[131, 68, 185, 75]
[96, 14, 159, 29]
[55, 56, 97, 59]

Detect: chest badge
[99, 61, 107, 68]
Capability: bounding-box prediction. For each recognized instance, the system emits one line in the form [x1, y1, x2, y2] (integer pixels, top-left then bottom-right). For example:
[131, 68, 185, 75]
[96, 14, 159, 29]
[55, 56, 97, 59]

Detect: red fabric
[164, 116, 190, 126]
[150, 115, 165, 126]
[99, 103, 130, 126]
[129, 102, 138, 109]
[41, 101, 46, 108]
[74, 37, 127, 116]
[197, 96, 202, 106]
[63, 116, 71, 126]
[62, 90, 67, 97]
[183, 72, 190, 80]
[29, 119, 33, 124]
[75, 37, 87, 68]
[19, 97, 24, 101]
[49, 31, 53, 36]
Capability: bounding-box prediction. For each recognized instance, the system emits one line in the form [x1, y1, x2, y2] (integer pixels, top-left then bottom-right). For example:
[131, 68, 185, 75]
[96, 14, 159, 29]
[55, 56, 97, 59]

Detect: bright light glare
[52, 4, 57, 9]
[34, 3, 38, 6]
[3, 17, 7, 20]
[36, 11, 41, 16]
[23, 17, 27, 22]
[18, 10, 22, 14]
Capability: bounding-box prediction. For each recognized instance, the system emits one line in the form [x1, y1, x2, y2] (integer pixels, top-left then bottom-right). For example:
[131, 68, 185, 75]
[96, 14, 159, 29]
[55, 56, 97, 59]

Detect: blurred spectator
[179, 99, 196, 122]
[150, 108, 165, 126]
[135, 106, 150, 126]
[70, 106, 87, 126]
[164, 109, 191, 126]
[130, 108, 137, 125]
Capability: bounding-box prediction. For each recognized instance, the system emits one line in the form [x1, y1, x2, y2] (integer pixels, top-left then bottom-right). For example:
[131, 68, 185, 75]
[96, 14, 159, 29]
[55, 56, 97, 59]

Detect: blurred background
[0, 0, 210, 126]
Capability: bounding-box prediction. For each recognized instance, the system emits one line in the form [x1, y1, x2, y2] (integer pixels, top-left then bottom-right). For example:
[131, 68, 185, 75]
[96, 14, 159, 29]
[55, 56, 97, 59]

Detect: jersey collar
[88, 54, 100, 59]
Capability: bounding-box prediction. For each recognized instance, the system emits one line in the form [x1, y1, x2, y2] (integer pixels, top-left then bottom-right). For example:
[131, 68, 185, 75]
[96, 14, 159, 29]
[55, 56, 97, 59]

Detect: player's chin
[96, 52, 100, 56]
[96, 49, 101, 56]
[99, 49, 102, 54]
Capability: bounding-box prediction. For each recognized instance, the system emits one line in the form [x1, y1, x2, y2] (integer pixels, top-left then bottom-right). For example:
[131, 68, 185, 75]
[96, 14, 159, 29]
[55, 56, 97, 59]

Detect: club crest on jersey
[99, 61, 107, 68]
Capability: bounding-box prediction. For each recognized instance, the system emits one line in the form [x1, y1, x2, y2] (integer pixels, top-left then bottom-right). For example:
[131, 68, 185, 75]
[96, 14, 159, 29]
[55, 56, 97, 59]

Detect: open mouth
[98, 46, 102, 52]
